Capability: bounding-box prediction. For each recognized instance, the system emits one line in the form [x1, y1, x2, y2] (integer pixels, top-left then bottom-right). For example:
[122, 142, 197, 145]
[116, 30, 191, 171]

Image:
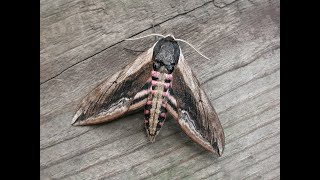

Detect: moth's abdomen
[144, 71, 173, 141]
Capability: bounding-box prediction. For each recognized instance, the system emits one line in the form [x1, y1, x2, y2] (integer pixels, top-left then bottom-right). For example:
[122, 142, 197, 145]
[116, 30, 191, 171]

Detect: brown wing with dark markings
[167, 52, 225, 156]
[72, 47, 154, 126]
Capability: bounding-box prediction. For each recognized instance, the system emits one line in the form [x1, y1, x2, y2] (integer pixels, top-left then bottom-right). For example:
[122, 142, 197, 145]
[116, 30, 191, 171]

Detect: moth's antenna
[125, 34, 165, 41]
[175, 38, 210, 60]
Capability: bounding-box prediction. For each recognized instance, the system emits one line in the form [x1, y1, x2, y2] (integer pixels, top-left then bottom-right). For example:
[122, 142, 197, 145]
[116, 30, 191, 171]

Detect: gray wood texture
[40, 0, 280, 179]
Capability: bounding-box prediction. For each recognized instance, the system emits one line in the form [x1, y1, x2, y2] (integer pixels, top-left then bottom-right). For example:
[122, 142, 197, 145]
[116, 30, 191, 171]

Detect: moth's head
[152, 35, 180, 74]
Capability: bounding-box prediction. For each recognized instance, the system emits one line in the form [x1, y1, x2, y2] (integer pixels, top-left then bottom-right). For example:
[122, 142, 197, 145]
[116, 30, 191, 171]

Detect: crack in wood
[213, 0, 241, 8]
[40, 0, 280, 178]
[40, 0, 219, 86]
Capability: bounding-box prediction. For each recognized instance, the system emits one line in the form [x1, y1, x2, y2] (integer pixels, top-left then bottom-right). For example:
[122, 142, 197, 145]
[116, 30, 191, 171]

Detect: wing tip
[71, 118, 79, 126]
[209, 146, 224, 157]
[71, 121, 80, 126]
[210, 140, 224, 157]
[216, 140, 225, 157]
[71, 110, 82, 126]
[206, 144, 223, 157]
[217, 147, 224, 157]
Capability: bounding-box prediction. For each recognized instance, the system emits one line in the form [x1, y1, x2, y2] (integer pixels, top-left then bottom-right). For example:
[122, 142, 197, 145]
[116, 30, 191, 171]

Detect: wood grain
[40, 0, 280, 179]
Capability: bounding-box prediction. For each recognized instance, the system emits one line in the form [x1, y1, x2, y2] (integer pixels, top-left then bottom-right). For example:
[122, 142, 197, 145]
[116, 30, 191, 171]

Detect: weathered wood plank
[41, 75, 279, 179]
[40, 0, 280, 179]
[40, 0, 213, 83]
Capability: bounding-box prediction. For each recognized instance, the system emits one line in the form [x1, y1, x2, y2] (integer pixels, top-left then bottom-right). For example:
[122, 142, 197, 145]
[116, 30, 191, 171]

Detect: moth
[72, 34, 225, 156]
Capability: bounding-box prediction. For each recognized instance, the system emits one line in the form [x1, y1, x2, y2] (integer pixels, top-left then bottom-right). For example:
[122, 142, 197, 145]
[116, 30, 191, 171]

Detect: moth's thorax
[144, 70, 173, 142]
[152, 37, 180, 74]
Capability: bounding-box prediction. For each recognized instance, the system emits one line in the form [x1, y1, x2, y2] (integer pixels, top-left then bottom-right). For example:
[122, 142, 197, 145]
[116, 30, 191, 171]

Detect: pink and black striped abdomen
[144, 70, 173, 141]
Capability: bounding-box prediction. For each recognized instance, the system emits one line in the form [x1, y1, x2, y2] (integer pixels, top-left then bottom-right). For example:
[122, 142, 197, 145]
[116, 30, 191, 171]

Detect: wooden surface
[40, 0, 280, 179]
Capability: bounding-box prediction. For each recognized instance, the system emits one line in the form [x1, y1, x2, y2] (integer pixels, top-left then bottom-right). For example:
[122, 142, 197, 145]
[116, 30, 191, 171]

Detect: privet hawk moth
[72, 34, 225, 156]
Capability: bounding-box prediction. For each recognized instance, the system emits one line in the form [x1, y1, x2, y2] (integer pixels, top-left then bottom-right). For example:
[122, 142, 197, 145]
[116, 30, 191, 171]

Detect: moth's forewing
[71, 35, 225, 156]
[72, 48, 154, 126]
[168, 52, 225, 156]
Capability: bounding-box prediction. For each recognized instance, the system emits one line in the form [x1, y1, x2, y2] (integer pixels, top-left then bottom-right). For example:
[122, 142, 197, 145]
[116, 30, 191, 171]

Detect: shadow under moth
[72, 34, 225, 156]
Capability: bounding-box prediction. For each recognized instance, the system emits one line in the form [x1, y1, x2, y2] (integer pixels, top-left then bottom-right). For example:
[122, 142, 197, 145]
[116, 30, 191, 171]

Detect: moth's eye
[166, 65, 174, 74]
[153, 62, 161, 70]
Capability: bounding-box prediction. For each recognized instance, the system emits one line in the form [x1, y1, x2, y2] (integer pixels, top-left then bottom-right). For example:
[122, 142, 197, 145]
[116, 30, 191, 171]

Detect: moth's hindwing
[167, 52, 225, 156]
[72, 48, 154, 125]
